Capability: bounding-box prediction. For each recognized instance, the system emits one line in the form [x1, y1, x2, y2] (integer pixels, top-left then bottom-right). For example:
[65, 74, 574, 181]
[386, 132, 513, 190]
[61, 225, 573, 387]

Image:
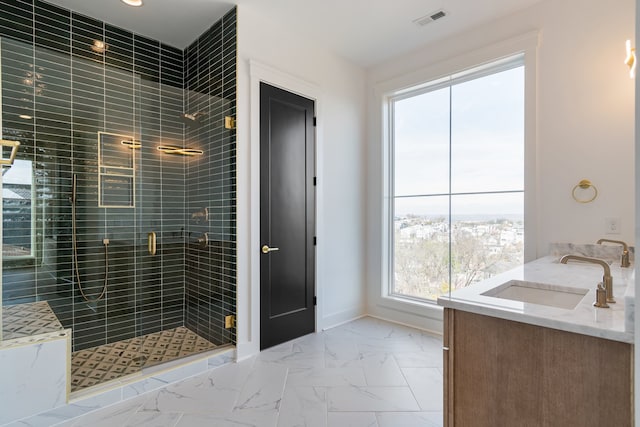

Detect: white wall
[235, 5, 367, 357]
[366, 0, 636, 329]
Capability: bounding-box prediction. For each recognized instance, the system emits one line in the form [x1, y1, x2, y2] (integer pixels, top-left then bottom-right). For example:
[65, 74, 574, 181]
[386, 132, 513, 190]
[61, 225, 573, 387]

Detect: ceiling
[45, 0, 544, 68]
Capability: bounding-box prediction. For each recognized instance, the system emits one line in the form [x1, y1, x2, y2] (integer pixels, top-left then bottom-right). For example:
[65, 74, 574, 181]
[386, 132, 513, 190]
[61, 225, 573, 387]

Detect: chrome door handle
[262, 245, 280, 254]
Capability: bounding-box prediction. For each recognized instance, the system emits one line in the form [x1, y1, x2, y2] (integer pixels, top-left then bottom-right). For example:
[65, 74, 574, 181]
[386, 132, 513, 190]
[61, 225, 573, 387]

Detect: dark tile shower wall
[184, 9, 237, 345]
[0, 0, 237, 351]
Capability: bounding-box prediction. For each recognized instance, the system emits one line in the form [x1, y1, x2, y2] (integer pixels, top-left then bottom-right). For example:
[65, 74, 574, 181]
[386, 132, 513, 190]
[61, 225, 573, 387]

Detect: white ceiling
[45, 0, 544, 67]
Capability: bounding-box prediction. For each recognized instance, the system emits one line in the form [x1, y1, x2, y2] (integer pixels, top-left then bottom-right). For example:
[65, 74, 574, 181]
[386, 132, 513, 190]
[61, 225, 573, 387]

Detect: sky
[393, 66, 524, 217]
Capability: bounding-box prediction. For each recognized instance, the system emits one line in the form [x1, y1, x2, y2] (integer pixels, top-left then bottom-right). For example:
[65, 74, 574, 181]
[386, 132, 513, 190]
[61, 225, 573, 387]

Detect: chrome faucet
[560, 255, 614, 305]
[596, 238, 630, 268]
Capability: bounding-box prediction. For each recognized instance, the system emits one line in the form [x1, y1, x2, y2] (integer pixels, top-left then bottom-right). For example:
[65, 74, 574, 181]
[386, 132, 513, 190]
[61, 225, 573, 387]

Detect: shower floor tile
[70, 326, 217, 393]
[2, 301, 65, 340]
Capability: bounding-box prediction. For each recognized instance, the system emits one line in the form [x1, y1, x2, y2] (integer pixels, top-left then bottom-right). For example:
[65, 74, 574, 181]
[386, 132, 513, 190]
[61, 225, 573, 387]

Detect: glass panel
[393, 196, 449, 300]
[451, 66, 524, 193]
[450, 192, 524, 292]
[394, 87, 450, 196]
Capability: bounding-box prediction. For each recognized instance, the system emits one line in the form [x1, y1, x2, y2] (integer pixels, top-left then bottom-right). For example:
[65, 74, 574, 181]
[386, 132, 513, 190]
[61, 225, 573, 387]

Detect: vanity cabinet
[443, 308, 633, 427]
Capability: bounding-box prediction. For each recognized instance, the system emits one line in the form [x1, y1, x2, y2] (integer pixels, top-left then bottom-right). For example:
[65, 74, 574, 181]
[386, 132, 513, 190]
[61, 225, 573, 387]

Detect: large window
[390, 56, 525, 302]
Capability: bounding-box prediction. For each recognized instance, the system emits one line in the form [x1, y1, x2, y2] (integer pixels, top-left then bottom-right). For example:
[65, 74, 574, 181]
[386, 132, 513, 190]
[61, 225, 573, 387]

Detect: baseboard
[367, 303, 444, 335]
[235, 341, 260, 361]
[319, 306, 366, 331]
[366, 313, 443, 337]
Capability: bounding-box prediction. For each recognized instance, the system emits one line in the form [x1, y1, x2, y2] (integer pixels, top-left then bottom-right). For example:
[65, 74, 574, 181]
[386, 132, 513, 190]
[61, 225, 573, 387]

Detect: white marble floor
[60, 316, 444, 427]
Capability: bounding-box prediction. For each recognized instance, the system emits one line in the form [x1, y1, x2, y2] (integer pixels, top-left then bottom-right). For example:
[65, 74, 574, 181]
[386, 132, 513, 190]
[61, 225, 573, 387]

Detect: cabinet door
[448, 310, 544, 426]
[542, 326, 632, 427]
[445, 309, 632, 427]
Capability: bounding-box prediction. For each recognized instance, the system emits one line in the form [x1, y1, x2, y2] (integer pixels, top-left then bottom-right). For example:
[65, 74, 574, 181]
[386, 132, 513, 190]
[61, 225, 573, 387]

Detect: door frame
[238, 60, 323, 359]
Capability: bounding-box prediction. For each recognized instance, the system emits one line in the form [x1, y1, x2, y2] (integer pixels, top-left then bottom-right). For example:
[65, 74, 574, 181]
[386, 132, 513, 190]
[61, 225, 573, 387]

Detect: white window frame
[375, 32, 539, 317]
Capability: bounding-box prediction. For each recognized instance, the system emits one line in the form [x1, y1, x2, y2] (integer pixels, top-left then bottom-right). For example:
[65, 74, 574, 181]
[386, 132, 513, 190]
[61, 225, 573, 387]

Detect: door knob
[262, 245, 280, 254]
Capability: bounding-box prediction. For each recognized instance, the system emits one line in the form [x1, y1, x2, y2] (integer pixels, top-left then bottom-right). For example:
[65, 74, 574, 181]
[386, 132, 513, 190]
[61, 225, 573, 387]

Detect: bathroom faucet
[560, 255, 615, 305]
[596, 238, 630, 268]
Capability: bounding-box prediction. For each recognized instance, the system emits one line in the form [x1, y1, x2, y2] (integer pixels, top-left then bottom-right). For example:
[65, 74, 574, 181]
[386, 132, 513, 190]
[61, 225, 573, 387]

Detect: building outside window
[3, 159, 34, 258]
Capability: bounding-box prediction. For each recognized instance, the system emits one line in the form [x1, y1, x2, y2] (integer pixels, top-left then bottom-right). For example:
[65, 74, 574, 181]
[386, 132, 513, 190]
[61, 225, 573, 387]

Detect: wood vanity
[443, 308, 632, 426]
[438, 254, 635, 427]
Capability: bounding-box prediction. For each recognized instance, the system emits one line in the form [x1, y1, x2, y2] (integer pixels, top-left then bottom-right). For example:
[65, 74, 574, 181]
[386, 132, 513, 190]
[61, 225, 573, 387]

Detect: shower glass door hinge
[224, 116, 236, 130]
[225, 315, 236, 329]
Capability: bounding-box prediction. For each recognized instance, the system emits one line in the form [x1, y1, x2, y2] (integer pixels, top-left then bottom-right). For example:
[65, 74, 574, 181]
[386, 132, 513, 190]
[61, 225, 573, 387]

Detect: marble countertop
[437, 254, 634, 344]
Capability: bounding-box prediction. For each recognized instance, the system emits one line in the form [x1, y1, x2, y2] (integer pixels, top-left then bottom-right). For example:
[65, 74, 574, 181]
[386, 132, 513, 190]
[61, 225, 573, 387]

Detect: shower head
[180, 112, 206, 127]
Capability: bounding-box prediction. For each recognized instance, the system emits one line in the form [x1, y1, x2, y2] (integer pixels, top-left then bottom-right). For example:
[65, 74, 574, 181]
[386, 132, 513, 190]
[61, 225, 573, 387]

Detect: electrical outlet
[605, 217, 621, 234]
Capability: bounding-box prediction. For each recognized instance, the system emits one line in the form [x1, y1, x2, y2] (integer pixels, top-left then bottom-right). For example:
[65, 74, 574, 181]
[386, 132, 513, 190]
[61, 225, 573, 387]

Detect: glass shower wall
[184, 11, 237, 348]
[0, 1, 237, 352]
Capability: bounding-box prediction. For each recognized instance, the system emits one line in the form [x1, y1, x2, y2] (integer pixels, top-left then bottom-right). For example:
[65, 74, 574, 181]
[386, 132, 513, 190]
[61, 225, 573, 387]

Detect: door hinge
[225, 315, 236, 329]
[313, 176, 317, 186]
[313, 296, 317, 306]
[313, 117, 317, 127]
[313, 236, 317, 246]
[224, 116, 236, 130]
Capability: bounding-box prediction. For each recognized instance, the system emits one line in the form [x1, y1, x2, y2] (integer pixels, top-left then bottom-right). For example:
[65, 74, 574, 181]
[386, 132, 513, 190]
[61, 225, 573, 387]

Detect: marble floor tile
[140, 372, 240, 415]
[258, 348, 325, 369]
[324, 335, 362, 364]
[53, 317, 444, 427]
[393, 349, 442, 368]
[277, 386, 326, 427]
[401, 367, 443, 411]
[175, 410, 278, 427]
[290, 333, 326, 353]
[361, 353, 407, 386]
[286, 367, 367, 387]
[206, 356, 257, 393]
[327, 412, 378, 427]
[376, 411, 443, 427]
[233, 362, 288, 412]
[65, 395, 148, 427]
[326, 386, 420, 412]
[122, 411, 183, 427]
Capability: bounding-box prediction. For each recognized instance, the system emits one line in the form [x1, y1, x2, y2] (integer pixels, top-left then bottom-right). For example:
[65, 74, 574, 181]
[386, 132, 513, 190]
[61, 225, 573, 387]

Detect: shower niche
[98, 132, 137, 208]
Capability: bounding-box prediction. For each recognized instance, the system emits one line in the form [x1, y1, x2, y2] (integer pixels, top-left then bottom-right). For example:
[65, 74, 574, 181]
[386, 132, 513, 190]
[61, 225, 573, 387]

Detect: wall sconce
[625, 40, 636, 78]
[121, 139, 141, 149]
[157, 145, 203, 156]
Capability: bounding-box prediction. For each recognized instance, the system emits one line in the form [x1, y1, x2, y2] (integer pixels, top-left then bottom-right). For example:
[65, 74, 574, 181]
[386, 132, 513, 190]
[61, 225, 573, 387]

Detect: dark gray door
[260, 82, 315, 350]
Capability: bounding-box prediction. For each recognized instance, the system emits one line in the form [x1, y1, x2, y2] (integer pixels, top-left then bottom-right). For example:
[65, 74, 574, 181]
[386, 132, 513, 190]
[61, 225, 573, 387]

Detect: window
[389, 55, 525, 302]
[3, 159, 35, 259]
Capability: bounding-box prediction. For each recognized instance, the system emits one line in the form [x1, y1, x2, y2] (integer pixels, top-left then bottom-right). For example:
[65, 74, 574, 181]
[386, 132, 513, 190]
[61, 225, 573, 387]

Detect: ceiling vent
[413, 9, 448, 27]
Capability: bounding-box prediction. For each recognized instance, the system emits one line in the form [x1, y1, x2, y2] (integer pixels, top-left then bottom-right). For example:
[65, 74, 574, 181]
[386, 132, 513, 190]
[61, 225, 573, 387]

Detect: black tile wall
[0, 1, 237, 351]
[184, 7, 237, 346]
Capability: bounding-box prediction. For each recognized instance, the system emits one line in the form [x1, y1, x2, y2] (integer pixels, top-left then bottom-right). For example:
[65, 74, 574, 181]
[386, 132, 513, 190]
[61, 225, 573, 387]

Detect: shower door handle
[148, 232, 157, 255]
[261, 245, 279, 254]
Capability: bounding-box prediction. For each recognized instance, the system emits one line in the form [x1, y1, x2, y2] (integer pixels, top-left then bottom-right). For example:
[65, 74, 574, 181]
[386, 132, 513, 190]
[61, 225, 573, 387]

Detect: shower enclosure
[0, 1, 236, 392]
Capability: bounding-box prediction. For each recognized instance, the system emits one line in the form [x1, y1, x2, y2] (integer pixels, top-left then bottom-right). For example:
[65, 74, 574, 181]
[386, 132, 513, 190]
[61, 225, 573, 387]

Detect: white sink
[482, 280, 588, 309]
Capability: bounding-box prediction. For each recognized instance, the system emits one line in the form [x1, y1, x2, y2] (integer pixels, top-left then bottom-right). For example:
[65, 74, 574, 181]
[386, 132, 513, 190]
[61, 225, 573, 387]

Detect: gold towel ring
[572, 179, 598, 203]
